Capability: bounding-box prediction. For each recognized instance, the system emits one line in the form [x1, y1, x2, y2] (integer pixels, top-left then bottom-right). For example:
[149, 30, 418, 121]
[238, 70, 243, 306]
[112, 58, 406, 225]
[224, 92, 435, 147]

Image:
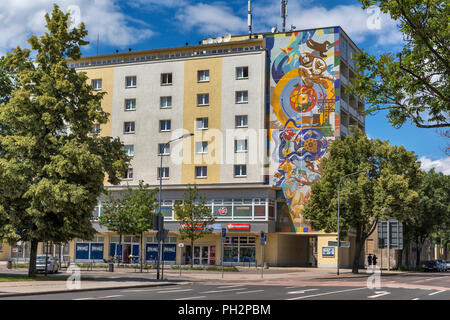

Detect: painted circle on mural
[279, 76, 325, 122]
[289, 85, 317, 113]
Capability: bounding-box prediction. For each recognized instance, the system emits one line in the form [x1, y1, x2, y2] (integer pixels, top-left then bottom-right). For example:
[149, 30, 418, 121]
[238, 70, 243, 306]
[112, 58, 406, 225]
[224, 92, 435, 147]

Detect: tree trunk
[191, 239, 194, 268]
[28, 239, 39, 277]
[140, 232, 143, 273]
[352, 228, 364, 274]
[415, 238, 423, 268]
[117, 234, 122, 268]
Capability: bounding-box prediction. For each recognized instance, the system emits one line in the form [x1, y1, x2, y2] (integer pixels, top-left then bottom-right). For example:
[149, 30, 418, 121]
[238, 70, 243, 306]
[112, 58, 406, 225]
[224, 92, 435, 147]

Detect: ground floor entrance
[184, 245, 216, 265]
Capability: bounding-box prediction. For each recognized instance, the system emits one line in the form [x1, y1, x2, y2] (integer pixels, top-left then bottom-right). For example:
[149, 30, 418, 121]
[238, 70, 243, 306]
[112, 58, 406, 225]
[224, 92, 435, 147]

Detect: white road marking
[156, 289, 193, 294]
[236, 290, 265, 295]
[216, 285, 245, 289]
[412, 298, 420, 300]
[368, 291, 391, 299]
[96, 295, 123, 299]
[175, 296, 206, 300]
[201, 288, 247, 294]
[429, 290, 446, 296]
[122, 286, 183, 293]
[287, 287, 367, 300]
[72, 297, 95, 300]
[287, 289, 318, 295]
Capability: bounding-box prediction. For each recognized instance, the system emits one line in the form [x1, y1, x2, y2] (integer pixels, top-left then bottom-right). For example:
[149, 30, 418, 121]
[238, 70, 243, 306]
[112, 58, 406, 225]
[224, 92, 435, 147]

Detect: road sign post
[260, 231, 265, 278]
[221, 228, 226, 279]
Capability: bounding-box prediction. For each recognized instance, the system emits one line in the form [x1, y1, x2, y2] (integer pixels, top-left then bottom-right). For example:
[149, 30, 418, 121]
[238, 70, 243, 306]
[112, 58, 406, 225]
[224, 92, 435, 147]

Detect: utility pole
[248, 0, 252, 37]
[281, 0, 288, 32]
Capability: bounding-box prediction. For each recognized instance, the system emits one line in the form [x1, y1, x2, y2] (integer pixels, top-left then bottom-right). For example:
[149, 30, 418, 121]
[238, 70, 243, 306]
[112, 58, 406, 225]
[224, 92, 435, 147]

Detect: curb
[0, 281, 192, 298]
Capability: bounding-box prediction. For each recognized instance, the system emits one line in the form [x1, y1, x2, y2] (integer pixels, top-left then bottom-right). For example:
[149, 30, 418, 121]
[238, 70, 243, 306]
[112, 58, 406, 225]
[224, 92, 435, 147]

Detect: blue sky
[0, 0, 448, 174]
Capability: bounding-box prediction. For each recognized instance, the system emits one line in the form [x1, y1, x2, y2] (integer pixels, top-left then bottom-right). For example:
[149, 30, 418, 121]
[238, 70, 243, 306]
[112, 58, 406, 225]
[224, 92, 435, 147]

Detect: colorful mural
[265, 28, 340, 232]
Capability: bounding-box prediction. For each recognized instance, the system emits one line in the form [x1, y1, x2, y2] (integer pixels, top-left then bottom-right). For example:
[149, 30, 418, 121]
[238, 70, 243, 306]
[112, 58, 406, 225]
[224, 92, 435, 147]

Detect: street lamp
[337, 170, 369, 276]
[156, 133, 194, 280]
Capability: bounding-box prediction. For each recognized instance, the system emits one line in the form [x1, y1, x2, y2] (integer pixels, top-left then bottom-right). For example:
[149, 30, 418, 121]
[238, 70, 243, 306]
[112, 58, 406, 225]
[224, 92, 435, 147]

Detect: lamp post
[337, 170, 369, 276]
[156, 133, 193, 280]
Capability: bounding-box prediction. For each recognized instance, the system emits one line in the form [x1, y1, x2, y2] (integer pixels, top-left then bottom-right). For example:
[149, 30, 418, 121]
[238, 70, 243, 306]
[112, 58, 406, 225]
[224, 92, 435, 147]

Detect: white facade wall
[220, 51, 266, 184]
[112, 61, 185, 186]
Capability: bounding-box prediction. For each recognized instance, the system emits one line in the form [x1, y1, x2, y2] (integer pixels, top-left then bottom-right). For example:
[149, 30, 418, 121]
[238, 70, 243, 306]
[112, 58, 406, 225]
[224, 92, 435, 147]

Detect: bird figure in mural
[298, 52, 334, 89]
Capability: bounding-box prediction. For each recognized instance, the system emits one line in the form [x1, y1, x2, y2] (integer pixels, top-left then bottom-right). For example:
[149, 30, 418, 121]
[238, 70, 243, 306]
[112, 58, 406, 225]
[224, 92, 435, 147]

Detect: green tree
[0, 5, 129, 276]
[0, 56, 14, 105]
[127, 181, 158, 272]
[405, 169, 450, 266]
[348, 0, 449, 129]
[174, 185, 215, 267]
[303, 127, 423, 273]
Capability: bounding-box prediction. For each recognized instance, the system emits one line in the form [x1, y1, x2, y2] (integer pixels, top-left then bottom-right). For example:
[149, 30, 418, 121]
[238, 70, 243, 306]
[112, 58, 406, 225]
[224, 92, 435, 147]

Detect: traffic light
[153, 213, 164, 231]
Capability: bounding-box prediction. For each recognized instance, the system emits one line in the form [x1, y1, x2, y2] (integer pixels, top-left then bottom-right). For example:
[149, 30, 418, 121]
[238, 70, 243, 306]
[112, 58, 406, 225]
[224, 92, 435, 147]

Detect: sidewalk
[0, 264, 405, 297]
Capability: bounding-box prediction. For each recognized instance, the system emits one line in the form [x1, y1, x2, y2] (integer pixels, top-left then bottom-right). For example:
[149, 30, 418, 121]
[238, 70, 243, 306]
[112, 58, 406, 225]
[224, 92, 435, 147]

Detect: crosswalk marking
[428, 290, 446, 296]
[201, 288, 247, 294]
[236, 290, 265, 295]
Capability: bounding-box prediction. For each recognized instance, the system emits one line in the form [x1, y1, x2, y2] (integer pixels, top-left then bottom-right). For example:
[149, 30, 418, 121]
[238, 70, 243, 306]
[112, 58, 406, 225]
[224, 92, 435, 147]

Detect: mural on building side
[265, 28, 340, 233]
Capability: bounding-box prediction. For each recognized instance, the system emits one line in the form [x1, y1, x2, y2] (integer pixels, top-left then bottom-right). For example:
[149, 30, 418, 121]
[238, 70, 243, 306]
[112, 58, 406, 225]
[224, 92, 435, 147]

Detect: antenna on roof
[281, 0, 288, 32]
[248, 0, 252, 38]
[96, 33, 99, 56]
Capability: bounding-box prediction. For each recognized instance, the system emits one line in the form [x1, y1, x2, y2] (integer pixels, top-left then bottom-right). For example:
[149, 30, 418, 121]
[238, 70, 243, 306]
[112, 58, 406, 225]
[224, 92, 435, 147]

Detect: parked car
[422, 260, 439, 272]
[446, 260, 450, 270]
[436, 260, 448, 272]
[36, 255, 60, 273]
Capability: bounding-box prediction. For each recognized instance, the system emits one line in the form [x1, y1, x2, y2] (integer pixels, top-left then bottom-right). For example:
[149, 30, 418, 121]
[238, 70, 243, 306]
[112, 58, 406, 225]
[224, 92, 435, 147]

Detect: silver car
[36, 255, 60, 273]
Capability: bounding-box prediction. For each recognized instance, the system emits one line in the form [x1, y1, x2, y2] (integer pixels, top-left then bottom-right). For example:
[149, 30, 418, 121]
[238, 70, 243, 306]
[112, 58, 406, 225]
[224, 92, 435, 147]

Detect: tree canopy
[0, 4, 129, 276]
[349, 0, 449, 129]
[303, 127, 423, 273]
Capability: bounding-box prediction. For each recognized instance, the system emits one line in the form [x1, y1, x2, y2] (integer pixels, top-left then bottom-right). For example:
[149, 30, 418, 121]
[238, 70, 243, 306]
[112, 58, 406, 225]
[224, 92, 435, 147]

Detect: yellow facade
[182, 57, 222, 184]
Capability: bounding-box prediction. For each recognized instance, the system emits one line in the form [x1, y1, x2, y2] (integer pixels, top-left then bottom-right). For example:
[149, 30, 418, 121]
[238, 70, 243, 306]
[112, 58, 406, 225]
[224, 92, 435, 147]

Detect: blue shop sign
[75, 243, 89, 260]
[90, 243, 104, 260]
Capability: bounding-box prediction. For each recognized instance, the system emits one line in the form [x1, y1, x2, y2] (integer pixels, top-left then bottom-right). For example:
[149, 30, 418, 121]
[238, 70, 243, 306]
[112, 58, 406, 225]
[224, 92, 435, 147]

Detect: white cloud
[419, 156, 450, 175]
[0, 0, 155, 55]
[175, 3, 247, 35]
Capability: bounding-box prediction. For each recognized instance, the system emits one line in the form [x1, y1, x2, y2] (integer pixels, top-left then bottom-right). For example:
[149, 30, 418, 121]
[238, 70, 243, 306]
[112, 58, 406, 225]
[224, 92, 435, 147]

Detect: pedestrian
[372, 254, 378, 266]
[367, 254, 373, 267]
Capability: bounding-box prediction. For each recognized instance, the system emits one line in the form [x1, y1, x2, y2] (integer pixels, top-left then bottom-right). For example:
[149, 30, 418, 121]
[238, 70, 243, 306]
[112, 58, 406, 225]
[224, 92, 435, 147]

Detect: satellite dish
[206, 38, 214, 44]
[223, 33, 231, 42]
[216, 37, 223, 43]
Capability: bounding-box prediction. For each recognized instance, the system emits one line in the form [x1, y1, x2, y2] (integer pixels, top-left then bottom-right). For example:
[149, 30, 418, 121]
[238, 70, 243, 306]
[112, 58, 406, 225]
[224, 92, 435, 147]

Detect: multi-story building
[1, 26, 367, 268]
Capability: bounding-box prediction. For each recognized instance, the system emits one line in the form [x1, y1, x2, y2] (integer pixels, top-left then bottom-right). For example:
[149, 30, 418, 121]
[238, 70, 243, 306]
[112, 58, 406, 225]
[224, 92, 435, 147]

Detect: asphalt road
[2, 282, 448, 301]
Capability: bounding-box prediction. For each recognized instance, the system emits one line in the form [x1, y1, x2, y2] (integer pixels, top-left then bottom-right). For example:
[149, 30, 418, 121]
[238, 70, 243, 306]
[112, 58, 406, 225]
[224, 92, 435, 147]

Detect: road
[1, 272, 449, 300]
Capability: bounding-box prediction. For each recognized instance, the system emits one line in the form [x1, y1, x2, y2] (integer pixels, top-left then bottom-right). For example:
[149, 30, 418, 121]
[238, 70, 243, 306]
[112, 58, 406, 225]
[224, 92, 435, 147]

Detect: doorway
[185, 245, 215, 265]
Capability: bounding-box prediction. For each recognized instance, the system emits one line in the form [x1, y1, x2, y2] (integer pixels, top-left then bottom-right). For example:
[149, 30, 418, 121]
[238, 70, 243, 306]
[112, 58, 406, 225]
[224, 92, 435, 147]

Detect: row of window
[119, 90, 248, 112]
[123, 164, 248, 181]
[91, 67, 249, 91]
[69, 46, 263, 69]
[122, 115, 248, 135]
[122, 138, 249, 159]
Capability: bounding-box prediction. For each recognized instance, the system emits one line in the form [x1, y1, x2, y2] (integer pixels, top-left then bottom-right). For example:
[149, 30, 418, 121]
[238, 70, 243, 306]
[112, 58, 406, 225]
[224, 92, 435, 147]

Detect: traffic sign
[328, 241, 350, 248]
[178, 243, 184, 248]
[221, 228, 226, 238]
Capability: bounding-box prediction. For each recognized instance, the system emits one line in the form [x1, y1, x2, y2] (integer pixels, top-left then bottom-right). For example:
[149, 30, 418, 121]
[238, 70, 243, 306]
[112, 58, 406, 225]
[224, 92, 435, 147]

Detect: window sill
[234, 175, 247, 178]
[161, 83, 173, 86]
[160, 130, 172, 133]
[197, 104, 210, 107]
[160, 107, 172, 109]
[125, 86, 137, 89]
[236, 101, 249, 104]
[158, 153, 170, 156]
[197, 80, 210, 83]
[195, 176, 208, 179]
[123, 132, 135, 134]
[235, 126, 248, 129]
[235, 150, 248, 153]
[124, 109, 136, 112]
[236, 77, 249, 80]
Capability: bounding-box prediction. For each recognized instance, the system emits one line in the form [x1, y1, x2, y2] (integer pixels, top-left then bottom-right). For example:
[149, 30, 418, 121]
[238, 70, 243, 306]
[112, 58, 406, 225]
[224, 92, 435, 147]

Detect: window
[160, 120, 171, 132]
[236, 91, 248, 103]
[235, 139, 248, 152]
[124, 145, 134, 157]
[160, 96, 172, 109]
[197, 93, 209, 106]
[235, 115, 248, 128]
[125, 99, 136, 111]
[236, 67, 248, 79]
[124, 168, 133, 180]
[92, 79, 102, 90]
[196, 117, 208, 130]
[195, 166, 207, 178]
[158, 143, 170, 155]
[125, 76, 136, 88]
[124, 121, 135, 134]
[92, 124, 100, 135]
[158, 167, 170, 179]
[161, 73, 172, 85]
[234, 165, 247, 177]
[195, 141, 208, 154]
[198, 70, 210, 82]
